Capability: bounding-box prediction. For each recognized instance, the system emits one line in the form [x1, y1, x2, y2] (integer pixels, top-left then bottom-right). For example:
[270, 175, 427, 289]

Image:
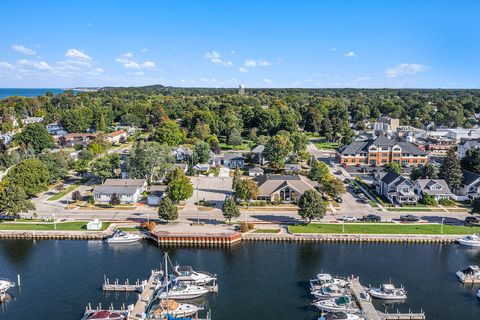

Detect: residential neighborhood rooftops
[107, 130, 126, 137]
[462, 169, 480, 186]
[223, 153, 244, 161]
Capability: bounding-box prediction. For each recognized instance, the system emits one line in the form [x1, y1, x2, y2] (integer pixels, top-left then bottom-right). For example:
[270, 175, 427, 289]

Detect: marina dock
[127, 270, 162, 320]
[349, 278, 425, 320]
[103, 275, 146, 292]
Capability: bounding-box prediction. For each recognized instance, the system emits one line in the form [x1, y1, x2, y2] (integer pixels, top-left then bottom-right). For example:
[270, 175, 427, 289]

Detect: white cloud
[123, 52, 133, 58]
[386, 63, 429, 78]
[263, 78, 272, 84]
[12, 44, 36, 56]
[0, 61, 14, 69]
[204, 51, 233, 67]
[124, 61, 141, 69]
[141, 61, 156, 69]
[344, 51, 357, 58]
[141, 48, 148, 52]
[244, 59, 271, 67]
[116, 57, 129, 64]
[17, 59, 53, 71]
[239, 67, 248, 73]
[86, 67, 104, 75]
[65, 49, 91, 60]
[331, 48, 337, 52]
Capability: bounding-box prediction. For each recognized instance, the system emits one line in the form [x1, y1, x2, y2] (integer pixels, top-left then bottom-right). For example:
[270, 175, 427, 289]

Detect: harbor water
[0, 240, 479, 319]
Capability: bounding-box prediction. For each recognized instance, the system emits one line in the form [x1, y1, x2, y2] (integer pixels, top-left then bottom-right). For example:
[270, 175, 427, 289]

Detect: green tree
[227, 128, 243, 148]
[166, 168, 194, 203]
[297, 189, 326, 223]
[321, 176, 346, 198]
[60, 107, 94, 132]
[290, 132, 308, 153]
[153, 120, 184, 146]
[15, 123, 55, 154]
[244, 179, 259, 206]
[264, 135, 293, 168]
[386, 162, 402, 174]
[127, 141, 174, 182]
[158, 197, 178, 221]
[0, 182, 35, 216]
[222, 197, 241, 222]
[91, 154, 120, 180]
[471, 198, 480, 214]
[75, 159, 90, 177]
[38, 151, 69, 182]
[71, 190, 82, 202]
[410, 163, 437, 180]
[5, 159, 50, 197]
[78, 149, 94, 161]
[109, 193, 121, 205]
[420, 193, 437, 205]
[461, 149, 480, 174]
[439, 148, 463, 190]
[308, 158, 331, 183]
[234, 179, 248, 202]
[232, 167, 242, 189]
[193, 141, 211, 164]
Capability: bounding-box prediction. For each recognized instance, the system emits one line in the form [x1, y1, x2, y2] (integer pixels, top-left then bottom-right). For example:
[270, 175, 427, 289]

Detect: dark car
[361, 214, 381, 222]
[400, 215, 420, 222]
[334, 196, 343, 203]
[464, 216, 480, 226]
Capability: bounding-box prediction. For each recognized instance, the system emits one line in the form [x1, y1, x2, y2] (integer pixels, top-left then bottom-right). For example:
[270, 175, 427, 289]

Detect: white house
[172, 146, 191, 161]
[375, 171, 418, 205]
[106, 130, 127, 144]
[93, 179, 147, 204]
[249, 167, 264, 177]
[222, 153, 245, 168]
[457, 139, 480, 159]
[414, 179, 453, 201]
[147, 185, 167, 206]
[454, 170, 480, 201]
[46, 122, 68, 135]
[22, 116, 43, 125]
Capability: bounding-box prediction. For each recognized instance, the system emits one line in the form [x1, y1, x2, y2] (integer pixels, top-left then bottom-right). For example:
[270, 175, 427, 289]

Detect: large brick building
[336, 136, 428, 166]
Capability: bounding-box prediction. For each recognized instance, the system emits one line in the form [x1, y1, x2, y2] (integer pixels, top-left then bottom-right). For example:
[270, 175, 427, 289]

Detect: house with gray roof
[93, 178, 147, 204]
[374, 170, 418, 205]
[248, 166, 264, 177]
[284, 163, 302, 173]
[457, 139, 480, 159]
[222, 153, 245, 168]
[250, 144, 265, 165]
[454, 170, 480, 201]
[337, 136, 428, 167]
[254, 174, 318, 203]
[414, 179, 453, 201]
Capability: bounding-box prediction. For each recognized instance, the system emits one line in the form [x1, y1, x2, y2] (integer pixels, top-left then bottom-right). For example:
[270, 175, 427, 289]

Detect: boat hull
[369, 290, 406, 300]
[458, 239, 480, 247]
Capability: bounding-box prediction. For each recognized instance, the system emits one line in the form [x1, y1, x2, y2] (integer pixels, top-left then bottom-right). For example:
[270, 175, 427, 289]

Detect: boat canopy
[167, 314, 191, 320]
[462, 265, 480, 274]
[335, 296, 350, 305]
[318, 274, 333, 281]
[175, 265, 193, 275]
[382, 284, 396, 290]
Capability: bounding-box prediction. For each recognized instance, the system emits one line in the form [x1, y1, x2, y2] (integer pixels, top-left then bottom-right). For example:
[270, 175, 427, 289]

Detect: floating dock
[349, 278, 425, 320]
[103, 275, 146, 292]
[127, 270, 162, 320]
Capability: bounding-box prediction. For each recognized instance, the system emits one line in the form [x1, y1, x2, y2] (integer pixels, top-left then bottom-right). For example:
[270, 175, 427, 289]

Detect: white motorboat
[174, 265, 217, 285]
[105, 230, 141, 244]
[311, 274, 350, 291]
[158, 282, 209, 300]
[369, 284, 407, 300]
[0, 278, 15, 292]
[150, 299, 203, 318]
[457, 234, 480, 247]
[313, 296, 359, 313]
[312, 284, 346, 300]
[456, 265, 480, 283]
[477, 288, 480, 299]
[318, 312, 364, 320]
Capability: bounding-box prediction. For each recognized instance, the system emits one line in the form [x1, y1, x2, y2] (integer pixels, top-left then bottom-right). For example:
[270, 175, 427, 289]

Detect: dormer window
[393, 147, 401, 151]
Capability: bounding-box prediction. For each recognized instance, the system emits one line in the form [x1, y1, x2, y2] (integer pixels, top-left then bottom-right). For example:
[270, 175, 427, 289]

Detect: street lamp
[53, 213, 56, 230]
[196, 182, 200, 224]
[441, 218, 445, 234]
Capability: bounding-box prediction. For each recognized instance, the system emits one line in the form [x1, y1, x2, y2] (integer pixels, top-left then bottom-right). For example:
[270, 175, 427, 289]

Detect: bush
[420, 193, 437, 206]
[247, 222, 255, 230]
[239, 222, 250, 233]
[141, 221, 156, 231]
[87, 195, 95, 204]
[438, 198, 455, 206]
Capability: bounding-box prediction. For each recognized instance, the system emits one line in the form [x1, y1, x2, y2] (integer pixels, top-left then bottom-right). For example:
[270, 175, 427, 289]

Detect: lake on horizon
[0, 88, 65, 99]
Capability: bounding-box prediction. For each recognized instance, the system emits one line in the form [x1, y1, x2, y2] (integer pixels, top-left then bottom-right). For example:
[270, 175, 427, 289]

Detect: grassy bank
[0, 221, 110, 231]
[48, 182, 82, 201]
[253, 229, 280, 233]
[288, 223, 480, 235]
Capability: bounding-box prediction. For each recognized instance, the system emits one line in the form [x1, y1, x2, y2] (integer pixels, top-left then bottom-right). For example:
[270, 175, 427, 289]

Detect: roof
[63, 132, 97, 140]
[93, 185, 139, 195]
[107, 130, 126, 137]
[380, 170, 403, 185]
[415, 179, 452, 195]
[250, 145, 265, 153]
[249, 167, 264, 173]
[255, 174, 318, 196]
[284, 164, 302, 170]
[463, 169, 480, 186]
[223, 153, 244, 161]
[103, 178, 146, 187]
[337, 137, 427, 156]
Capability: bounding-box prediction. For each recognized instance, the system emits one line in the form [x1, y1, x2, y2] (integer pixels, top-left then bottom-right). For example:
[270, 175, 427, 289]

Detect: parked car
[343, 215, 357, 222]
[357, 193, 368, 203]
[334, 196, 343, 203]
[464, 216, 480, 226]
[400, 215, 420, 222]
[361, 214, 381, 222]
[329, 161, 335, 167]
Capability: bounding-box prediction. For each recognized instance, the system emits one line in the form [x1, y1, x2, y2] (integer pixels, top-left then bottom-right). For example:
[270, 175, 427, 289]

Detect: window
[393, 147, 401, 151]
[370, 147, 377, 151]
[381, 147, 389, 151]
[382, 153, 388, 157]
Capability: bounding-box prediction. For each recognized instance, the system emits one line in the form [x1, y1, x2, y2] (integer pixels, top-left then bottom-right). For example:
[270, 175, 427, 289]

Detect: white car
[342, 215, 357, 222]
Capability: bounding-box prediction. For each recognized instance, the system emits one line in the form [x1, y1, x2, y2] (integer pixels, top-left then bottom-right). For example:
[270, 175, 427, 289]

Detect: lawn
[388, 207, 433, 212]
[313, 141, 341, 150]
[288, 223, 480, 235]
[0, 221, 111, 231]
[218, 142, 250, 151]
[48, 182, 82, 201]
[253, 229, 280, 233]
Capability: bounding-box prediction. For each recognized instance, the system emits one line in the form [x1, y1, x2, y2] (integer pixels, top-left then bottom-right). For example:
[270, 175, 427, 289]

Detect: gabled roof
[249, 167, 264, 173]
[255, 174, 318, 196]
[223, 153, 245, 161]
[463, 169, 480, 186]
[379, 170, 403, 185]
[338, 137, 427, 156]
[93, 185, 140, 195]
[415, 179, 452, 195]
[103, 178, 146, 187]
[250, 145, 265, 153]
[372, 135, 397, 147]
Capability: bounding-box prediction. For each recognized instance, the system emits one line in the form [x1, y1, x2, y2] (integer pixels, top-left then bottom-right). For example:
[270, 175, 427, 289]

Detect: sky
[0, 0, 479, 88]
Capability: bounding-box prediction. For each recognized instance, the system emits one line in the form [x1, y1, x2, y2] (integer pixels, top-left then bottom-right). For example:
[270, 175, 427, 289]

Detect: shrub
[247, 222, 255, 230]
[87, 195, 95, 204]
[438, 198, 455, 206]
[141, 221, 156, 231]
[239, 223, 249, 233]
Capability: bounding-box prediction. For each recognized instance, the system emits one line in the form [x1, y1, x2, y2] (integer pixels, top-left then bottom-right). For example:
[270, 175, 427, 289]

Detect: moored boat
[158, 281, 209, 300]
[105, 230, 141, 244]
[0, 278, 15, 292]
[311, 284, 346, 300]
[84, 310, 128, 320]
[150, 299, 203, 318]
[457, 234, 480, 247]
[456, 265, 480, 283]
[313, 296, 360, 313]
[318, 312, 364, 320]
[174, 265, 217, 285]
[311, 274, 350, 291]
[369, 284, 407, 300]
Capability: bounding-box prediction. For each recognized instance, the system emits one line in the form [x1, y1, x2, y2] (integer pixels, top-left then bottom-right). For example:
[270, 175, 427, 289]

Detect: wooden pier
[128, 270, 162, 320]
[103, 275, 146, 292]
[349, 278, 425, 320]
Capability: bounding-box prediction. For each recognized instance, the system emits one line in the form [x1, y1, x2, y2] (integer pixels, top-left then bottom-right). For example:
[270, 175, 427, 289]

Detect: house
[194, 163, 210, 174]
[46, 122, 68, 135]
[93, 178, 147, 204]
[375, 171, 418, 205]
[454, 170, 480, 201]
[336, 136, 428, 166]
[60, 132, 97, 147]
[222, 153, 245, 168]
[106, 130, 127, 144]
[248, 167, 264, 177]
[414, 179, 453, 201]
[147, 185, 167, 206]
[250, 145, 265, 165]
[0, 132, 15, 145]
[22, 116, 43, 125]
[172, 146, 191, 162]
[254, 174, 318, 203]
[457, 139, 480, 159]
[211, 155, 223, 167]
[284, 164, 302, 173]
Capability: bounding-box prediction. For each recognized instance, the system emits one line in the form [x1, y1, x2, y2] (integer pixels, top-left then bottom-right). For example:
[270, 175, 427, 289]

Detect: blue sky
[0, 0, 479, 88]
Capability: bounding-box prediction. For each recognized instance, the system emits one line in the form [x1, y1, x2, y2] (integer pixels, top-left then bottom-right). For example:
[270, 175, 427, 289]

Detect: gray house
[375, 171, 418, 205]
[414, 179, 453, 201]
[93, 179, 147, 204]
[454, 170, 480, 201]
[223, 153, 245, 169]
[255, 174, 318, 203]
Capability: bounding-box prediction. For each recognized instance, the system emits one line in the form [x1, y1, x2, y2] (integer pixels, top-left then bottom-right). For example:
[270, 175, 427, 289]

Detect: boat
[105, 230, 141, 244]
[158, 281, 209, 300]
[477, 288, 480, 299]
[174, 265, 217, 285]
[150, 299, 203, 318]
[84, 310, 128, 320]
[369, 284, 407, 300]
[311, 284, 347, 300]
[313, 296, 360, 313]
[310, 274, 350, 291]
[457, 234, 480, 247]
[0, 278, 15, 292]
[318, 312, 364, 320]
[456, 265, 480, 283]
